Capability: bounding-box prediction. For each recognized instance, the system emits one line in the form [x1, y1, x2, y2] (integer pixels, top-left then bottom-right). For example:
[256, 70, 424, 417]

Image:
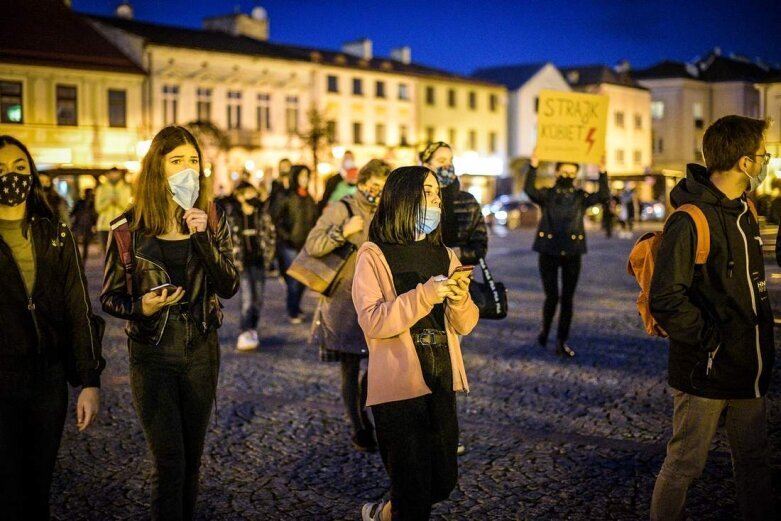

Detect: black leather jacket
[524, 166, 609, 256]
[0, 216, 105, 387]
[100, 207, 239, 346]
[440, 179, 488, 265]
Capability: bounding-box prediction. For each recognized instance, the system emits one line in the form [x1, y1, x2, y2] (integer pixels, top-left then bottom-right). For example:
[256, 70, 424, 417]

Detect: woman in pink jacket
[352, 166, 479, 521]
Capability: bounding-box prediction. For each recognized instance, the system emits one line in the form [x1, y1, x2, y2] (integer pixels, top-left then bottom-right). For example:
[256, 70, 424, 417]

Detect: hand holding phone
[149, 283, 178, 297]
[449, 265, 475, 281]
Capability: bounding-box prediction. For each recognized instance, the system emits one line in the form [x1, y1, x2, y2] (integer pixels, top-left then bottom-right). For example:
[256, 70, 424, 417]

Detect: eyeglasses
[747, 153, 772, 165]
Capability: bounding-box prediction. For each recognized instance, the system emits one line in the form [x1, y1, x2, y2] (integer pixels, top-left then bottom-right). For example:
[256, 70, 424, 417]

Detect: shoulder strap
[673, 204, 710, 265]
[207, 201, 219, 234]
[110, 216, 134, 294]
[341, 199, 354, 218]
[746, 198, 758, 223]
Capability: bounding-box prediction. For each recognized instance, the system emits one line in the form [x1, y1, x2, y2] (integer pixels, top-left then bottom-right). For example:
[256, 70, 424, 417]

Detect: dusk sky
[73, 0, 781, 75]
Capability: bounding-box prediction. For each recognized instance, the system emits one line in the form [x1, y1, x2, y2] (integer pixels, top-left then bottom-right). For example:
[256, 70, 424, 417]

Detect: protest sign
[537, 90, 609, 164]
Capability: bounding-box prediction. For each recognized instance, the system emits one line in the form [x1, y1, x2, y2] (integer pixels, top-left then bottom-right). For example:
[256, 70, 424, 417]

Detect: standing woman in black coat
[101, 126, 239, 520]
[0, 135, 105, 520]
[524, 150, 608, 357]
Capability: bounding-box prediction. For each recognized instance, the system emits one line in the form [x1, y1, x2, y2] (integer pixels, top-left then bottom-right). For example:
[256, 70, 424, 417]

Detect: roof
[0, 0, 144, 75]
[632, 51, 781, 83]
[84, 14, 501, 87]
[559, 65, 644, 89]
[471, 63, 548, 90]
[631, 60, 699, 80]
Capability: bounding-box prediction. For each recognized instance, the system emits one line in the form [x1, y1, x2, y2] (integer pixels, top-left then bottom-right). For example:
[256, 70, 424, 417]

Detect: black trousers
[538, 253, 582, 342]
[129, 313, 219, 521]
[371, 341, 459, 521]
[0, 361, 68, 521]
[340, 354, 371, 434]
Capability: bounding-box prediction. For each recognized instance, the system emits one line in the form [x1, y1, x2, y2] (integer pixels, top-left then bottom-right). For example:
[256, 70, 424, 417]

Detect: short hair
[357, 159, 392, 184]
[555, 162, 579, 172]
[369, 166, 442, 245]
[419, 141, 451, 164]
[288, 164, 311, 191]
[703, 115, 769, 173]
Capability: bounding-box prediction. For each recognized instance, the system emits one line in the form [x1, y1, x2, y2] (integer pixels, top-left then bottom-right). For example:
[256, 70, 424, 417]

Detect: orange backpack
[626, 200, 757, 337]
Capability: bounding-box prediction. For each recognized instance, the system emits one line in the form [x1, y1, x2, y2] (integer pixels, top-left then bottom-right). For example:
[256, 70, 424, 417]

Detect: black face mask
[0, 173, 33, 207]
[556, 177, 574, 188]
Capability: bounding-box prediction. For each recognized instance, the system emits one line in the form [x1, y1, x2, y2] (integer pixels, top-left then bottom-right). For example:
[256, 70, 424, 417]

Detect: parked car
[482, 194, 538, 229]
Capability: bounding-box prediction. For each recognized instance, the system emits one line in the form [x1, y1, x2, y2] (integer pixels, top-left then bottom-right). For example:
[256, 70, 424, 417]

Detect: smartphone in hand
[148, 283, 178, 297]
[449, 265, 475, 282]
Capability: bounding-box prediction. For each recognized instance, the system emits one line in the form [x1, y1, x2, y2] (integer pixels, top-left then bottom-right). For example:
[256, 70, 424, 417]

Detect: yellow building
[0, 0, 145, 201]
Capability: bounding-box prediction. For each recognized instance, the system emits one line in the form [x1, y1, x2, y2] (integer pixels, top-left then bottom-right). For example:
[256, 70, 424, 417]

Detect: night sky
[73, 0, 781, 75]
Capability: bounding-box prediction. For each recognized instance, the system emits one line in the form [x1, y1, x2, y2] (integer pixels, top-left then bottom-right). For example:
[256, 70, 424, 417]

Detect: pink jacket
[352, 242, 479, 406]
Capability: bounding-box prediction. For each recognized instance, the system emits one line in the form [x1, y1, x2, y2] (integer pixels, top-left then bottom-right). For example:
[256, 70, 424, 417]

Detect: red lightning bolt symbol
[585, 127, 596, 154]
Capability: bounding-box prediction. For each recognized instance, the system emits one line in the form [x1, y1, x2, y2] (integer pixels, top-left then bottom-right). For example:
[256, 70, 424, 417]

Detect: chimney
[391, 46, 411, 65]
[203, 6, 269, 41]
[115, 2, 134, 20]
[342, 38, 373, 60]
[614, 59, 630, 74]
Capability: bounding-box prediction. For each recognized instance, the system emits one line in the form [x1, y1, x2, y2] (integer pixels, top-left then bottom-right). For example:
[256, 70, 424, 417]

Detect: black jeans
[0, 361, 68, 521]
[340, 355, 371, 434]
[371, 339, 459, 521]
[129, 312, 219, 521]
[538, 253, 582, 342]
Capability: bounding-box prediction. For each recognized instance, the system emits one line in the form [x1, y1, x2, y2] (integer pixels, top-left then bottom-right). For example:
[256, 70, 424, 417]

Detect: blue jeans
[278, 245, 305, 317]
[129, 313, 219, 521]
[239, 264, 265, 331]
[650, 389, 773, 520]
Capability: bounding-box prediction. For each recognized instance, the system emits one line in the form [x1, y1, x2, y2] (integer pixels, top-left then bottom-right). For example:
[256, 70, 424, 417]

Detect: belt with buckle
[412, 329, 448, 346]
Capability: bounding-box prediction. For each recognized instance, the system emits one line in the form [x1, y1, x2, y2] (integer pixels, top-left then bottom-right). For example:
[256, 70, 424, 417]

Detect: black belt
[412, 329, 448, 346]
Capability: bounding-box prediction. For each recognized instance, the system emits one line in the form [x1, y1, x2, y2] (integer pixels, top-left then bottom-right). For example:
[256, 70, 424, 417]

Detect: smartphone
[149, 283, 178, 297]
[449, 265, 475, 281]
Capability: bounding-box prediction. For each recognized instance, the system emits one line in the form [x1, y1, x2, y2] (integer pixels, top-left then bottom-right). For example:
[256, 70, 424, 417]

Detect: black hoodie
[649, 163, 774, 399]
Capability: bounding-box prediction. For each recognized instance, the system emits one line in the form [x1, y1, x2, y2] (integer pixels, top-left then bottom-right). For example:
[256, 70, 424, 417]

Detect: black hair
[288, 164, 311, 192]
[0, 135, 55, 237]
[369, 166, 443, 245]
[703, 115, 769, 173]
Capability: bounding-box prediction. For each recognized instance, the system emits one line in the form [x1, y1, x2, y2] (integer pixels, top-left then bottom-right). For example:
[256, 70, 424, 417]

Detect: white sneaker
[361, 500, 387, 521]
[289, 314, 304, 325]
[236, 330, 259, 351]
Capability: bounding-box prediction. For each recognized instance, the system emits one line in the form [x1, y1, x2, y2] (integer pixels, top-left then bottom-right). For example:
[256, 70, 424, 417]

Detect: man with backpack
[648, 115, 774, 520]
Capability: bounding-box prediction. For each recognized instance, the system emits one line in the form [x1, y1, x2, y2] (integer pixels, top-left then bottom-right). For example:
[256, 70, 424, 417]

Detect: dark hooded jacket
[440, 177, 488, 265]
[649, 163, 774, 399]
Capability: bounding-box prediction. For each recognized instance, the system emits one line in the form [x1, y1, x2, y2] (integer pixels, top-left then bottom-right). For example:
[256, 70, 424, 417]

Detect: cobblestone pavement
[51, 226, 781, 520]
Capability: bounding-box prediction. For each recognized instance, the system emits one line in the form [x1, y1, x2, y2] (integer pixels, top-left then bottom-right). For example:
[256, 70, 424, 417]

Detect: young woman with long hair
[352, 166, 479, 521]
[100, 126, 239, 520]
[0, 135, 105, 520]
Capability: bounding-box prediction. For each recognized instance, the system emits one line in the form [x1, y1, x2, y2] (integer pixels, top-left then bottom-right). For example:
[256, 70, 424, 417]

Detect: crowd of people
[0, 114, 776, 521]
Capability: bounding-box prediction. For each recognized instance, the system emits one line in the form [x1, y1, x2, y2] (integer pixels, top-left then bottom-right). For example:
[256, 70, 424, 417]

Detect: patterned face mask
[435, 165, 456, 187]
[0, 173, 33, 207]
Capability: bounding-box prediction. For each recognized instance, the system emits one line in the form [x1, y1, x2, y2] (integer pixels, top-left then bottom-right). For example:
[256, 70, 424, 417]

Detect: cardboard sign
[536, 90, 609, 165]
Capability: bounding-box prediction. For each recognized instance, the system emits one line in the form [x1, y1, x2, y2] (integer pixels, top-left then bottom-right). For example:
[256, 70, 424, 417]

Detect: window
[353, 122, 363, 144]
[693, 102, 704, 130]
[656, 137, 664, 153]
[534, 96, 539, 113]
[634, 150, 642, 164]
[375, 123, 386, 145]
[448, 89, 456, 108]
[227, 90, 242, 130]
[425, 126, 435, 144]
[399, 125, 408, 146]
[468, 91, 476, 110]
[56, 84, 77, 126]
[352, 78, 363, 96]
[327, 75, 339, 93]
[162, 84, 179, 125]
[634, 113, 642, 130]
[285, 95, 299, 134]
[616, 149, 625, 164]
[108, 89, 126, 128]
[326, 120, 337, 143]
[651, 101, 664, 120]
[375, 81, 385, 98]
[489, 131, 497, 153]
[489, 93, 498, 112]
[425, 86, 435, 105]
[448, 128, 456, 147]
[398, 83, 409, 101]
[468, 129, 477, 150]
[196, 87, 212, 122]
[615, 111, 624, 128]
[256, 93, 271, 131]
[0, 81, 23, 123]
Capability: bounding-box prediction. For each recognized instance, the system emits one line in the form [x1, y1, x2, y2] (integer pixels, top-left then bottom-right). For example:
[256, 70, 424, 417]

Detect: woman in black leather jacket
[0, 135, 105, 520]
[101, 126, 238, 520]
[524, 150, 608, 357]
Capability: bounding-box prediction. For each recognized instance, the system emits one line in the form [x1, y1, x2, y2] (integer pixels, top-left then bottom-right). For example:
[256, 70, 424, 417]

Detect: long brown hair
[0, 135, 54, 237]
[132, 126, 211, 235]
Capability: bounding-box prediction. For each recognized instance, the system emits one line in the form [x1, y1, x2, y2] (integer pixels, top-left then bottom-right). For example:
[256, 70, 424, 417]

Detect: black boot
[555, 340, 575, 358]
[536, 330, 548, 348]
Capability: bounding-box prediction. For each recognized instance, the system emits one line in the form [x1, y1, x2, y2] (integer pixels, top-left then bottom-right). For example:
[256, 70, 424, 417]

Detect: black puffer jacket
[650, 164, 774, 399]
[0, 216, 105, 387]
[272, 191, 319, 250]
[100, 207, 239, 346]
[440, 178, 488, 265]
[524, 166, 608, 256]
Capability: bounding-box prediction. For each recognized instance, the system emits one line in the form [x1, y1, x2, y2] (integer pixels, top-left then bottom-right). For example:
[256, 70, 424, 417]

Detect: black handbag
[469, 257, 508, 320]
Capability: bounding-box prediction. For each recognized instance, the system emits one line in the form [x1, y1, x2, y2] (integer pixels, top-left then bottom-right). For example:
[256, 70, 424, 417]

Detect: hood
[670, 163, 744, 212]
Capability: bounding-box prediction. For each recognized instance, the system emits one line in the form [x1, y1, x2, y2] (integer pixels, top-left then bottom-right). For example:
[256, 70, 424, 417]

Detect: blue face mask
[435, 165, 456, 187]
[167, 168, 200, 210]
[417, 206, 441, 236]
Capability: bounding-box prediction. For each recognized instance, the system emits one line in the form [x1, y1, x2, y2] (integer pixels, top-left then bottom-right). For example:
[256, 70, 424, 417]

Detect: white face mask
[167, 168, 200, 210]
[743, 161, 768, 192]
